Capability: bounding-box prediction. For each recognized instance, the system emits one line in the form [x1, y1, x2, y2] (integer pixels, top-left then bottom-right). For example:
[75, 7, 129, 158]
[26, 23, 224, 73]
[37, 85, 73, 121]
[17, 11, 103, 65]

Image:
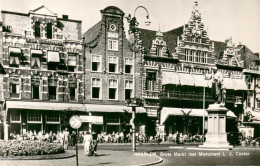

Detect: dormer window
[47, 23, 52, 39]
[35, 21, 41, 38]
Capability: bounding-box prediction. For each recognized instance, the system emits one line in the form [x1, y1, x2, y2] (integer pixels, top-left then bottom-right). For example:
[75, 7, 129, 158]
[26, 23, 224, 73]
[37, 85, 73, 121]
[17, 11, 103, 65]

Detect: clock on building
[110, 24, 116, 31]
[69, 115, 82, 129]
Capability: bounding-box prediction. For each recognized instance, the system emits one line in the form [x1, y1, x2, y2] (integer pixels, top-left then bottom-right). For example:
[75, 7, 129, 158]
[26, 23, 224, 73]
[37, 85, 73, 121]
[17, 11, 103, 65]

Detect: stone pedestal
[199, 104, 232, 149]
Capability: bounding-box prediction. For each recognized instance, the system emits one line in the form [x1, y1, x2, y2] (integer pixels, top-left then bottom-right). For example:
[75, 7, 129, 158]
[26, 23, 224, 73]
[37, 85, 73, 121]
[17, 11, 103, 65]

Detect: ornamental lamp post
[125, 6, 150, 152]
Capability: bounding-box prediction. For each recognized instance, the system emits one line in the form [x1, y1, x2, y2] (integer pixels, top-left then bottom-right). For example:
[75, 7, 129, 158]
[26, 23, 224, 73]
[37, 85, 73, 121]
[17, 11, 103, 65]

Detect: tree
[181, 110, 198, 134]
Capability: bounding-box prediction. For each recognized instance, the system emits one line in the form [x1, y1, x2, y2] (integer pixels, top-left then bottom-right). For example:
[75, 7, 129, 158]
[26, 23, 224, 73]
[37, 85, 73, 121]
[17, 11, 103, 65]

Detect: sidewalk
[0, 149, 162, 166]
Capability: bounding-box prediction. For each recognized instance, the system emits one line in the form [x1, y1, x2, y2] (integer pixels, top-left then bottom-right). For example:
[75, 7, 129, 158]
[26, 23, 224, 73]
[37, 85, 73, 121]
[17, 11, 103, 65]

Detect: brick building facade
[82, 6, 146, 134]
[0, 6, 84, 140]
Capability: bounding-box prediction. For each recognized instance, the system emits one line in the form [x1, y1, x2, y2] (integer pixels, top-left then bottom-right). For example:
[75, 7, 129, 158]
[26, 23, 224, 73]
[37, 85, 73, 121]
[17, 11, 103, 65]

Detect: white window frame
[108, 56, 118, 73]
[125, 58, 133, 74]
[125, 80, 133, 100]
[91, 54, 102, 72]
[46, 113, 60, 124]
[10, 111, 21, 123]
[108, 79, 118, 100]
[91, 77, 102, 100]
[108, 39, 119, 51]
[27, 112, 42, 123]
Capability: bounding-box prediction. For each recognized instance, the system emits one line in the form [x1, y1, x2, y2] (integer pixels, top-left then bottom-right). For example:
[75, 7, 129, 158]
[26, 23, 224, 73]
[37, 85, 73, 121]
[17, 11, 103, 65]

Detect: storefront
[81, 104, 147, 134]
[6, 101, 86, 138]
[160, 107, 237, 135]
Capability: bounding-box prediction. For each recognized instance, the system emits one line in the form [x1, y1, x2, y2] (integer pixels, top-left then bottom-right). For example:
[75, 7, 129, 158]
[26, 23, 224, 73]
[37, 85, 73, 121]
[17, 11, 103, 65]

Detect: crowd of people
[9, 129, 260, 150]
[9, 128, 76, 150]
[167, 132, 203, 143]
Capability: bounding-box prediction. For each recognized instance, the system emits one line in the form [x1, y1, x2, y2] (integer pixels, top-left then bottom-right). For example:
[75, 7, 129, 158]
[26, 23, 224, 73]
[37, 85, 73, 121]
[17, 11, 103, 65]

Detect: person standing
[63, 128, 69, 150]
[71, 131, 77, 150]
[83, 131, 92, 156]
[92, 131, 98, 156]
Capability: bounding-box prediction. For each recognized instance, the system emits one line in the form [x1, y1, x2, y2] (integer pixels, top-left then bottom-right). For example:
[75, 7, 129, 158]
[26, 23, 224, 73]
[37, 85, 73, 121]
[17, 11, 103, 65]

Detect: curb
[0, 151, 75, 160]
[132, 155, 163, 166]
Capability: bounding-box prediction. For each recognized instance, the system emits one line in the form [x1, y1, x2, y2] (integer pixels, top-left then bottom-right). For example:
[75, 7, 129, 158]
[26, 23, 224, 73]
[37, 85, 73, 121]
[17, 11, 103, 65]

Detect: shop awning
[47, 51, 60, 62]
[234, 79, 247, 91]
[162, 72, 211, 87]
[223, 78, 247, 90]
[68, 55, 77, 66]
[179, 73, 194, 86]
[162, 72, 179, 85]
[160, 107, 237, 124]
[6, 101, 86, 112]
[9, 47, 21, 53]
[222, 78, 234, 90]
[193, 74, 211, 87]
[31, 50, 43, 55]
[84, 104, 146, 113]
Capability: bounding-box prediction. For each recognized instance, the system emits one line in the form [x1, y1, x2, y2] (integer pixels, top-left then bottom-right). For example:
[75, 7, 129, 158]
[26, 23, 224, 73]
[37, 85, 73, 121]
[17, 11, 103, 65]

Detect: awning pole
[202, 86, 205, 143]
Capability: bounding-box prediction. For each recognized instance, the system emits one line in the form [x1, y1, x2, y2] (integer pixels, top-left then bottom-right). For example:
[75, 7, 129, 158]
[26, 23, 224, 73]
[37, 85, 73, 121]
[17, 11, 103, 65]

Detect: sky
[1, 0, 260, 53]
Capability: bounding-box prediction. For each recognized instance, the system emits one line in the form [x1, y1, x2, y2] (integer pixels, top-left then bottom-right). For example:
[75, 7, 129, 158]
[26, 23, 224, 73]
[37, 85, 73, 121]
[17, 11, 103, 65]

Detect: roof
[137, 26, 183, 55]
[163, 26, 184, 54]
[83, 21, 102, 44]
[211, 40, 227, 59]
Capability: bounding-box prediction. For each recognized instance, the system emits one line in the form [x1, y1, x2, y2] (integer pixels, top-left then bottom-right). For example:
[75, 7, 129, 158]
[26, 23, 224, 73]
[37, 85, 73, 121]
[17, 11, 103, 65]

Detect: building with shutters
[0, 6, 84, 140]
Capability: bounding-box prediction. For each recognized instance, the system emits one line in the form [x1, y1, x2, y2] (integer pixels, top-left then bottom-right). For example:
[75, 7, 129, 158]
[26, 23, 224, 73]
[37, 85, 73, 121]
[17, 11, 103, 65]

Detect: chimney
[62, 15, 68, 20]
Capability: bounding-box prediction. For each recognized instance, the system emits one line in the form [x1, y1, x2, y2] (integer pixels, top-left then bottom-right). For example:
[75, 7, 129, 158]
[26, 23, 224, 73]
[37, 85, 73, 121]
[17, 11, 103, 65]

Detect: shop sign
[80, 116, 103, 124]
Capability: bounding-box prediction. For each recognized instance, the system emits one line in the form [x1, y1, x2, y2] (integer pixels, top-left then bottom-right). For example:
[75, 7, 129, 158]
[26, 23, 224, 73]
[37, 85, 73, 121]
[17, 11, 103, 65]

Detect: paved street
[95, 143, 260, 165]
[1, 143, 260, 166]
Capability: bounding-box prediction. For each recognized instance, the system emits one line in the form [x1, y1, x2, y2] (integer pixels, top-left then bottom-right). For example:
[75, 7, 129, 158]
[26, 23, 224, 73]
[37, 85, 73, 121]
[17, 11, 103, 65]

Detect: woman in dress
[83, 131, 93, 156]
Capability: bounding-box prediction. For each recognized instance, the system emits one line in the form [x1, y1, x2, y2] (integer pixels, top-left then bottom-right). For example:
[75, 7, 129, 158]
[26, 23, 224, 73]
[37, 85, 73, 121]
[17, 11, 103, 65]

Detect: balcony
[143, 90, 159, 99]
[159, 90, 235, 103]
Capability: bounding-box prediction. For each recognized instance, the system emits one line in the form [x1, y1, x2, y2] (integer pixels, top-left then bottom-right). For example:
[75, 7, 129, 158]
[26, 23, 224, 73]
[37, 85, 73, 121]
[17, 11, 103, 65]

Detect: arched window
[35, 21, 41, 38]
[47, 23, 52, 39]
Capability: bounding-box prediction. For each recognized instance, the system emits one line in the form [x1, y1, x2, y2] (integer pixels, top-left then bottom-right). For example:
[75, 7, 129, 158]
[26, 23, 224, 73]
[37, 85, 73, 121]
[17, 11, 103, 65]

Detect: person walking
[83, 131, 92, 156]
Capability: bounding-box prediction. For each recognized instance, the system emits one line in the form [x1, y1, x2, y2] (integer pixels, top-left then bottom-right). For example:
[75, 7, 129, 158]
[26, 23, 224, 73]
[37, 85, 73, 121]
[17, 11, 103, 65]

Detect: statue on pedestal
[210, 69, 225, 105]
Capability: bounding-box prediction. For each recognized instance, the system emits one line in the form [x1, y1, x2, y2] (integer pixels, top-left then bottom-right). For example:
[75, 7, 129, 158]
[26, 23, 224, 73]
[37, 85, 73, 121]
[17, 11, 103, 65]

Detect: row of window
[91, 78, 133, 100]
[10, 83, 76, 101]
[8, 50, 133, 74]
[92, 55, 133, 73]
[9, 79, 134, 101]
[10, 111, 60, 123]
[185, 49, 208, 63]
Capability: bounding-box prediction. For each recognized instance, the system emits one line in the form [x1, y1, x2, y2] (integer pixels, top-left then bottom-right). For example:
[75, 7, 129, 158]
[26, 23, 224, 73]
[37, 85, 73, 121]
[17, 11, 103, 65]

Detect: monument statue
[211, 69, 225, 105]
[200, 69, 232, 149]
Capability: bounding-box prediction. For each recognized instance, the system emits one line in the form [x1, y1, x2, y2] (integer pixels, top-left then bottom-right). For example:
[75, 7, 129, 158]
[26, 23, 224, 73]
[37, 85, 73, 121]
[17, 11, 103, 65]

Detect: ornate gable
[175, 1, 214, 64]
[149, 30, 170, 57]
[219, 38, 244, 67]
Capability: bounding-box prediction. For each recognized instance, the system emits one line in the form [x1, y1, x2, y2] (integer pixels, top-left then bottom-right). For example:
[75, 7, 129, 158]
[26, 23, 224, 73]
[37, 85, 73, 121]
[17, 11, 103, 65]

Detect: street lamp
[125, 6, 150, 152]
